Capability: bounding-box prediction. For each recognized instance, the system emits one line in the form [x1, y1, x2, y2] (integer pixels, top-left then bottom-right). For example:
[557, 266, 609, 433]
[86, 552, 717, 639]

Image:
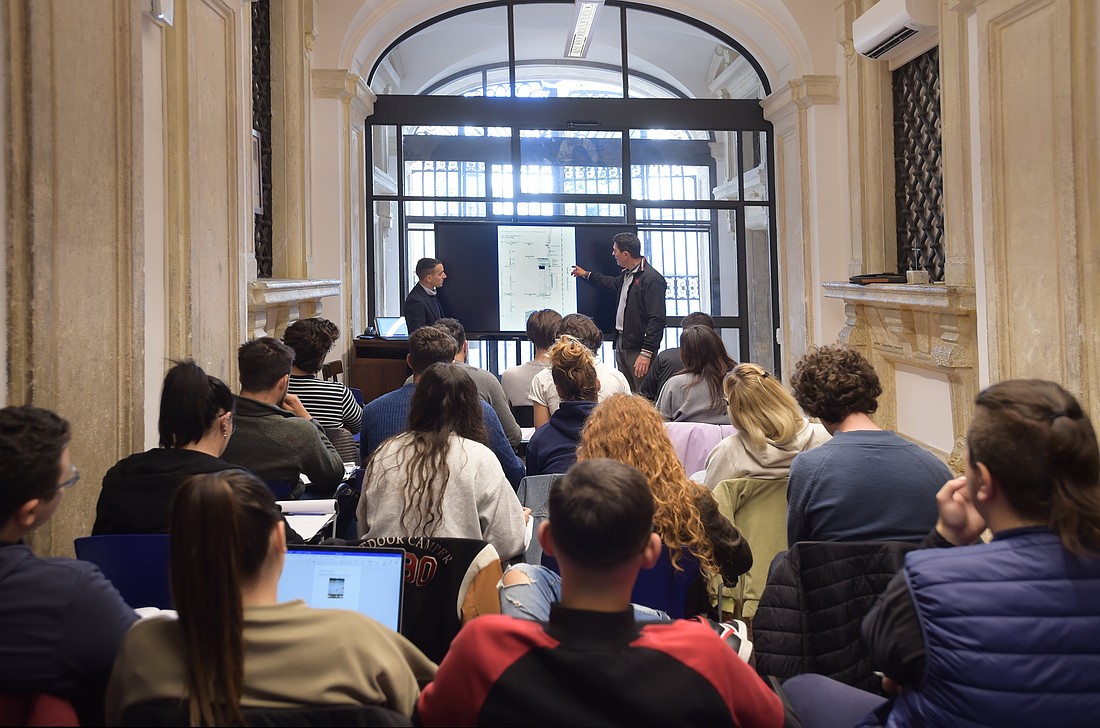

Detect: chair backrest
[264, 478, 296, 500]
[712, 477, 789, 619]
[73, 534, 171, 609]
[120, 700, 411, 727]
[353, 536, 502, 663]
[321, 359, 344, 383]
[516, 474, 560, 565]
[753, 540, 918, 693]
[0, 693, 79, 727]
[542, 546, 703, 620]
[324, 426, 360, 465]
[664, 422, 737, 478]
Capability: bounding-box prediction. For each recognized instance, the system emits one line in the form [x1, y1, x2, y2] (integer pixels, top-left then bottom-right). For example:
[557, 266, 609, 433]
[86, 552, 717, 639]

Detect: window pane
[744, 209, 776, 374]
[372, 125, 398, 196]
[513, 3, 624, 98]
[371, 6, 510, 95]
[742, 131, 770, 202]
[518, 130, 623, 195]
[625, 9, 764, 100]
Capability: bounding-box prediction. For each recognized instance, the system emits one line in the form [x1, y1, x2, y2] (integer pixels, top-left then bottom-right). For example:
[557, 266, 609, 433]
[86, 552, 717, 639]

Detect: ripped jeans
[499, 563, 671, 623]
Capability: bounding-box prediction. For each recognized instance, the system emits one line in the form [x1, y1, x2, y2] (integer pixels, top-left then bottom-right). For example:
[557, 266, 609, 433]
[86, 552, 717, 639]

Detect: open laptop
[375, 316, 409, 340]
[277, 545, 405, 632]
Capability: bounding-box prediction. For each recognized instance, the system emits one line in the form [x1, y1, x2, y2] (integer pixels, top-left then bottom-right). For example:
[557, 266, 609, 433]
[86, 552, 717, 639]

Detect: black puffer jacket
[752, 540, 917, 694]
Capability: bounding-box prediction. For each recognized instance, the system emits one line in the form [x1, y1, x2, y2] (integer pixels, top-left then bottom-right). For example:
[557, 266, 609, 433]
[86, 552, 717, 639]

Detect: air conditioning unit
[853, 0, 938, 63]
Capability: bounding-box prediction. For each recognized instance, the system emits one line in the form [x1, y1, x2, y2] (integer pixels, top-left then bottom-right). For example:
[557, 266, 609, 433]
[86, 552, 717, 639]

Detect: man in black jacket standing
[572, 232, 666, 391]
[403, 257, 447, 334]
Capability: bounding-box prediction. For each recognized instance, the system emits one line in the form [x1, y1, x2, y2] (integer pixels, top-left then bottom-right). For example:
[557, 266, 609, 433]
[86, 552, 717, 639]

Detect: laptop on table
[375, 316, 409, 340]
[277, 545, 405, 632]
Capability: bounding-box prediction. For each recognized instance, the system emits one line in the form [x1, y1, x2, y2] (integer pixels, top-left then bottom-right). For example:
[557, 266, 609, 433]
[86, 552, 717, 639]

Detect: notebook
[375, 316, 409, 340]
[277, 545, 405, 632]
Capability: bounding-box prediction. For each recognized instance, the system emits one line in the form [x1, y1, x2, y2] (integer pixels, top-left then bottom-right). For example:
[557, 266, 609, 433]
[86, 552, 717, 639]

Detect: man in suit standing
[404, 257, 447, 334]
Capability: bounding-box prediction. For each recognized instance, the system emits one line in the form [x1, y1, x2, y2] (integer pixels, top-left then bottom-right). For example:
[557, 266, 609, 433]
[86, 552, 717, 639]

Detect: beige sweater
[703, 420, 831, 488]
[105, 601, 436, 723]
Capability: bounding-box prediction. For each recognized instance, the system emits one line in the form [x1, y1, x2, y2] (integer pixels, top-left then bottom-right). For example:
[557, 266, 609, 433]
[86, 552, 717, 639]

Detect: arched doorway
[365, 1, 780, 374]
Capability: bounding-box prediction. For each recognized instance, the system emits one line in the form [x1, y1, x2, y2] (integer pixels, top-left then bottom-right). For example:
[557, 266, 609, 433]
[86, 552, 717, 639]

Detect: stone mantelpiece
[248, 278, 341, 339]
[823, 282, 978, 472]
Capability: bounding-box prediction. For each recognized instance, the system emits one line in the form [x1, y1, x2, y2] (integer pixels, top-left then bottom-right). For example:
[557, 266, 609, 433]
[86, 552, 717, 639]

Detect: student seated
[501, 308, 562, 409]
[106, 470, 435, 724]
[528, 313, 630, 428]
[94, 360, 238, 535]
[786, 345, 951, 545]
[501, 394, 751, 621]
[357, 362, 528, 561]
[0, 406, 137, 726]
[655, 324, 737, 424]
[416, 459, 784, 727]
[781, 379, 1100, 727]
[524, 336, 598, 477]
[703, 362, 830, 488]
[283, 317, 363, 463]
[638, 311, 715, 401]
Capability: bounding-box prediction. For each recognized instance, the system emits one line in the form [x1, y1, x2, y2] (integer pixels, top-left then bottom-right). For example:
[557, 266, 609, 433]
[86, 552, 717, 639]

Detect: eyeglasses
[57, 466, 81, 490]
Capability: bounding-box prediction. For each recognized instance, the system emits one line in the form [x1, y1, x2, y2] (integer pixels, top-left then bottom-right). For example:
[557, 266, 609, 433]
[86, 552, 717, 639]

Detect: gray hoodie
[703, 420, 831, 488]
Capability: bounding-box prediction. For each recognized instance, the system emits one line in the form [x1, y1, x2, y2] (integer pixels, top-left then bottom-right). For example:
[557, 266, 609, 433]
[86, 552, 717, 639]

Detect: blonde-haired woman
[501, 394, 750, 621]
[525, 336, 599, 477]
[702, 363, 830, 488]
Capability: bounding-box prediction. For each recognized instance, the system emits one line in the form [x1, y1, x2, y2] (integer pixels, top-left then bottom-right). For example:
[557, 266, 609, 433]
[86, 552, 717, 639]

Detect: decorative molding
[791, 75, 840, 109]
[247, 278, 341, 338]
[822, 280, 979, 469]
[312, 68, 376, 117]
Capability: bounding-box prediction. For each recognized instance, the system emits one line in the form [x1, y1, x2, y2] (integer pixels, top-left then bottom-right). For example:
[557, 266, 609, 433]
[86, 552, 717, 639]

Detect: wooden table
[349, 337, 410, 404]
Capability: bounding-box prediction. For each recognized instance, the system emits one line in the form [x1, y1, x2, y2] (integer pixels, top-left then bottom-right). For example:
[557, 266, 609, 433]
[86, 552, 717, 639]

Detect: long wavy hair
[170, 470, 282, 726]
[370, 363, 487, 535]
[577, 394, 718, 576]
[677, 326, 737, 410]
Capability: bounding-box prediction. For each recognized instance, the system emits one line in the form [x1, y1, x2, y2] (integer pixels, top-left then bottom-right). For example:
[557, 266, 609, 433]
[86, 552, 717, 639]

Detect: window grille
[250, 0, 273, 278]
[893, 47, 944, 281]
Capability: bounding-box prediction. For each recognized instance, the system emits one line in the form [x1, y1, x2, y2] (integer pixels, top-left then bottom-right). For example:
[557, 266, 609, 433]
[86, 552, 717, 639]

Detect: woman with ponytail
[783, 379, 1100, 727]
[525, 336, 600, 476]
[105, 470, 435, 725]
[94, 360, 238, 535]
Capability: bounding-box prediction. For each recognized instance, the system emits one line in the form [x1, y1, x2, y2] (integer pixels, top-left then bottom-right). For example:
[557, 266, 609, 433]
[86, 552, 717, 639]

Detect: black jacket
[94, 449, 238, 535]
[587, 259, 667, 354]
[752, 540, 917, 694]
[638, 346, 683, 400]
[403, 284, 442, 333]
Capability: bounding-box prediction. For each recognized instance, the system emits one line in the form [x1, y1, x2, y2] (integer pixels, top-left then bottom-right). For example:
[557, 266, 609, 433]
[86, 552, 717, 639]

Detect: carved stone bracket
[823, 281, 978, 471]
[248, 278, 341, 339]
[823, 282, 977, 370]
[312, 68, 376, 118]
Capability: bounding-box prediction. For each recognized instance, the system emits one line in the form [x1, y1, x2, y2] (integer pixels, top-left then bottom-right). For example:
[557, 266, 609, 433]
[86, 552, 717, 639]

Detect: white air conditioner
[853, 0, 938, 64]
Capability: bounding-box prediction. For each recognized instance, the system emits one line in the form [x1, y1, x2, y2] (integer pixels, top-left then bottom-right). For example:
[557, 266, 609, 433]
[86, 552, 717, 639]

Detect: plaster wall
[143, 16, 168, 449]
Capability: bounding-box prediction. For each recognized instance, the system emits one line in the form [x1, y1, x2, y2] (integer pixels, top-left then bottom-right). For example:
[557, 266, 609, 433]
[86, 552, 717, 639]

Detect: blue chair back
[74, 534, 171, 609]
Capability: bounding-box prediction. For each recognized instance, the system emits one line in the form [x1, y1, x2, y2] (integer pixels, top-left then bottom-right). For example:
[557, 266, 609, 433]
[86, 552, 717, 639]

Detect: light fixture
[150, 0, 174, 27]
[564, 0, 604, 59]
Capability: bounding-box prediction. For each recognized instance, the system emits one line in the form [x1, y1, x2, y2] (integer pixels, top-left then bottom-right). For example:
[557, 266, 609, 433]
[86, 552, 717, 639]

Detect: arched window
[367, 2, 780, 375]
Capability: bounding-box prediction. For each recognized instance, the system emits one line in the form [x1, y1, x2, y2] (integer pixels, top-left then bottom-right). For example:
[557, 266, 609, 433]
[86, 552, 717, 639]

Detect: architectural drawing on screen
[498, 225, 577, 331]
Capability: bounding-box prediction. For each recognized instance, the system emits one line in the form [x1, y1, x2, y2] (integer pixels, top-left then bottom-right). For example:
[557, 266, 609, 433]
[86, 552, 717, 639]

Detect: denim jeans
[499, 563, 671, 623]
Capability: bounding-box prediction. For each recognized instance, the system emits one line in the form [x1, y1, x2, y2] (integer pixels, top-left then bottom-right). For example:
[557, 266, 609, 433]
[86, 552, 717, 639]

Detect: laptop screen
[277, 546, 405, 632]
[375, 316, 409, 339]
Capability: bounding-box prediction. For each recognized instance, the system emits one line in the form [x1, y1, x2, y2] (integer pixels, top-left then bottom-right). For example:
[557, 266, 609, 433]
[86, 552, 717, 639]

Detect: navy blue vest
[888, 529, 1100, 727]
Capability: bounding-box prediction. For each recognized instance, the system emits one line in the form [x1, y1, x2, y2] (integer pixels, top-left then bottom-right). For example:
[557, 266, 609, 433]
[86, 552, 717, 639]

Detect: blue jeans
[499, 563, 671, 623]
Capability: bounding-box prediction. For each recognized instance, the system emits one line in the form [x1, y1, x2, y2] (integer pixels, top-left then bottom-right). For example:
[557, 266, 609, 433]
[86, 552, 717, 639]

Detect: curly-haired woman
[501, 394, 751, 621]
